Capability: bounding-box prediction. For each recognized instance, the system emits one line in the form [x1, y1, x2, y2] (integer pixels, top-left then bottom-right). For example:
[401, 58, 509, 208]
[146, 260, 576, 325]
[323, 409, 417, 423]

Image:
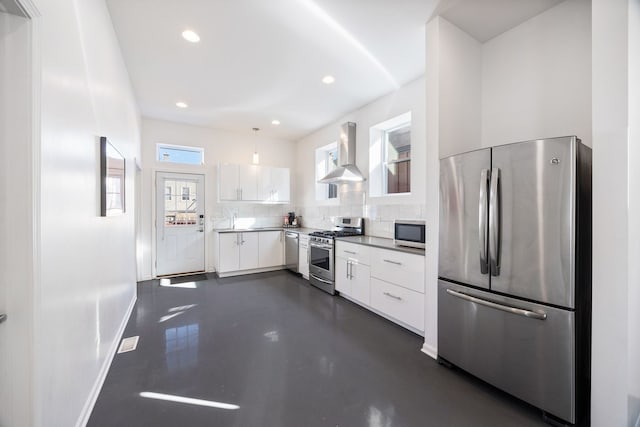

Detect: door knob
[0, 314, 7, 324]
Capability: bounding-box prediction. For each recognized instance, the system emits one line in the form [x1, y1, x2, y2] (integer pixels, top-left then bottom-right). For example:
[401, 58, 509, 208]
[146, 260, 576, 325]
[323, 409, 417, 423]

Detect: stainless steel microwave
[394, 219, 425, 249]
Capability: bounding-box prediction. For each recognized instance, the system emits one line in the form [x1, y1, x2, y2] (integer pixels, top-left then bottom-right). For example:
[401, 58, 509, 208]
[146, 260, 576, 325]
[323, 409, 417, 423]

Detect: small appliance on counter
[283, 212, 300, 228]
[394, 219, 426, 249]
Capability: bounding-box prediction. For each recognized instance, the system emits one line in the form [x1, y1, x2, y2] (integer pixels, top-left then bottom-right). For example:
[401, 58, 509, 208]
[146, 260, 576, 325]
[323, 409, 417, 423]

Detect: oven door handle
[310, 274, 334, 285]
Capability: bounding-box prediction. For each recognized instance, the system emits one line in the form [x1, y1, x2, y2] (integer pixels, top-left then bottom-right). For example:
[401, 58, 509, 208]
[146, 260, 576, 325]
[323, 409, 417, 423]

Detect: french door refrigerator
[438, 136, 591, 426]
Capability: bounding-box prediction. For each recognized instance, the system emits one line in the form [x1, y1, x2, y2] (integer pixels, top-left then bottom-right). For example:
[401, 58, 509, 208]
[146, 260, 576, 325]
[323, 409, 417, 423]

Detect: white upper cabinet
[238, 164, 259, 201]
[270, 167, 290, 202]
[257, 166, 290, 202]
[219, 164, 240, 201]
[219, 164, 260, 201]
[220, 163, 289, 203]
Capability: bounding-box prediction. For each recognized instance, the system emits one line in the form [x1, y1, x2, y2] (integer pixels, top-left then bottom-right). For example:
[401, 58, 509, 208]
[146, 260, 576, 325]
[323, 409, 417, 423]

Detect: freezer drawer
[438, 280, 575, 423]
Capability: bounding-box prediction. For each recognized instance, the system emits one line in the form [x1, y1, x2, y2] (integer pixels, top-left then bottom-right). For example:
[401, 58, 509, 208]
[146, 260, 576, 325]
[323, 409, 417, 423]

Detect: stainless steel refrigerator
[438, 136, 591, 426]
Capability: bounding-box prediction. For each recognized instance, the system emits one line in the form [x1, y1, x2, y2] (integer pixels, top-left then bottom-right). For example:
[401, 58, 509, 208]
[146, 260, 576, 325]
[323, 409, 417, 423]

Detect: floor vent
[118, 336, 139, 354]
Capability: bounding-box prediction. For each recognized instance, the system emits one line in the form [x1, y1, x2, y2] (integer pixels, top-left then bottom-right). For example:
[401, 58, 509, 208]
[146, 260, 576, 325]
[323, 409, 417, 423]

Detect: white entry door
[156, 172, 205, 276]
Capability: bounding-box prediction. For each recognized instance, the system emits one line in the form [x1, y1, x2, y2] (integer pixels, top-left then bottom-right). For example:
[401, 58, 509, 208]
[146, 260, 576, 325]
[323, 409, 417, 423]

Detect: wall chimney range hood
[318, 122, 366, 183]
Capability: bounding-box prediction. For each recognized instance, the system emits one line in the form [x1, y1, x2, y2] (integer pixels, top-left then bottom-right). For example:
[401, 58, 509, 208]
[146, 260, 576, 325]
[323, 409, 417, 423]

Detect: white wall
[437, 18, 482, 157]
[591, 0, 628, 423]
[422, 17, 441, 358]
[294, 77, 426, 238]
[420, 15, 483, 358]
[481, 0, 592, 148]
[0, 9, 35, 427]
[33, 0, 141, 425]
[627, 1, 640, 424]
[591, 0, 640, 425]
[139, 118, 296, 280]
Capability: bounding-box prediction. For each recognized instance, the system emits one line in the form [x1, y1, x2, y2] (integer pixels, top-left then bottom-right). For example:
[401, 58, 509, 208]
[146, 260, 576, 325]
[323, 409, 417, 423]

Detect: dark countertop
[336, 235, 426, 256]
[215, 227, 283, 233]
[214, 227, 321, 235]
[282, 227, 323, 236]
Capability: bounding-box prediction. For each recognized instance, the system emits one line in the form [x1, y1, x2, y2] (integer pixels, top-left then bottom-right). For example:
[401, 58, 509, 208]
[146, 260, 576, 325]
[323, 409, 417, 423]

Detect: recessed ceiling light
[271, 120, 281, 125]
[181, 30, 200, 43]
[322, 75, 335, 84]
[176, 101, 188, 108]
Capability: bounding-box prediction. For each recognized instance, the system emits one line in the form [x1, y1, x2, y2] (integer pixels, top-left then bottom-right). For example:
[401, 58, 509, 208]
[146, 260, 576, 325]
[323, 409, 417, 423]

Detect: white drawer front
[371, 249, 424, 293]
[336, 241, 370, 265]
[371, 278, 424, 332]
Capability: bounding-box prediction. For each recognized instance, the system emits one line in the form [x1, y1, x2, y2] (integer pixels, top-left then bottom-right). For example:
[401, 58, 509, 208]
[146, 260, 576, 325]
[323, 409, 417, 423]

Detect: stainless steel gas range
[308, 217, 364, 295]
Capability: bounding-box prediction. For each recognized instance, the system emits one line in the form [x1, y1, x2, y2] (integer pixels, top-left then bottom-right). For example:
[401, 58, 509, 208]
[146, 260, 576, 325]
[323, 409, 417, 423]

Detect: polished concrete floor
[88, 271, 547, 427]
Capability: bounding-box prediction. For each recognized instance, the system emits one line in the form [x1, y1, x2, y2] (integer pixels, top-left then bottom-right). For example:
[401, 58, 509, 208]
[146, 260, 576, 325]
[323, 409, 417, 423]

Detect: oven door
[309, 241, 334, 281]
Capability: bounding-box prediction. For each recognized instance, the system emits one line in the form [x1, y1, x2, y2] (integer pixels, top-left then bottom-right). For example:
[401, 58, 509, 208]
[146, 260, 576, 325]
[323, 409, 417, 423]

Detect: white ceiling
[106, 0, 567, 141]
[106, 0, 439, 140]
[440, 0, 564, 42]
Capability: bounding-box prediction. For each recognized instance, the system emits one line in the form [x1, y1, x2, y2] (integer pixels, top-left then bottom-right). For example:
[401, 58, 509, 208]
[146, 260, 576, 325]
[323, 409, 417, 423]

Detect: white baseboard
[421, 342, 437, 360]
[76, 294, 137, 427]
[216, 266, 285, 278]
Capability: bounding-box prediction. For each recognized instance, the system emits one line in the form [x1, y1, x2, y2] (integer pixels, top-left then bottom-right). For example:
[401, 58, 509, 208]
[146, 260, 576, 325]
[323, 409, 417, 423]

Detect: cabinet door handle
[383, 259, 402, 266]
[344, 250, 356, 255]
[383, 292, 402, 301]
[346, 260, 350, 279]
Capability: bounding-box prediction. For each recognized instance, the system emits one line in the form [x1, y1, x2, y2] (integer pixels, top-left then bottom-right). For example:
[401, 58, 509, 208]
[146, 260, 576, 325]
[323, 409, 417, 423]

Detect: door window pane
[164, 179, 198, 226]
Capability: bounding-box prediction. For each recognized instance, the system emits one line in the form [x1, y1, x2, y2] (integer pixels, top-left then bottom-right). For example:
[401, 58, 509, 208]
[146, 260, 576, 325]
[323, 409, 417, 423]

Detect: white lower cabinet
[239, 232, 259, 270]
[370, 277, 424, 331]
[348, 262, 371, 305]
[258, 231, 284, 268]
[218, 233, 241, 272]
[299, 234, 309, 279]
[335, 242, 371, 306]
[335, 258, 351, 294]
[335, 240, 425, 334]
[215, 230, 283, 275]
[218, 232, 259, 272]
[371, 249, 425, 293]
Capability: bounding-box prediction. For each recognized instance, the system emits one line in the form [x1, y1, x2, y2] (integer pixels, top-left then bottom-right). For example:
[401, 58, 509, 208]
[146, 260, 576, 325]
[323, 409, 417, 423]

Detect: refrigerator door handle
[489, 167, 501, 276]
[445, 289, 547, 320]
[478, 169, 490, 274]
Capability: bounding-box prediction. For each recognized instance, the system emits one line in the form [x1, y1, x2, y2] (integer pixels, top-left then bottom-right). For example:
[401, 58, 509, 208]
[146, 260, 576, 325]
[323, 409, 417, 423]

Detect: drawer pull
[344, 250, 357, 254]
[383, 259, 402, 266]
[383, 292, 402, 301]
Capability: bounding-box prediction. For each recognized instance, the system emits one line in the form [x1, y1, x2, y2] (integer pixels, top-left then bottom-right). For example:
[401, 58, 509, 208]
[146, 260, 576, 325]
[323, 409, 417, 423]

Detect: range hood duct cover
[318, 122, 366, 184]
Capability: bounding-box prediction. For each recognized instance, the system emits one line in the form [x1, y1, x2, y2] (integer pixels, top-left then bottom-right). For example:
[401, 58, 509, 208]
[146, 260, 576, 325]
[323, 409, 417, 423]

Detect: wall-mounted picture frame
[100, 136, 125, 216]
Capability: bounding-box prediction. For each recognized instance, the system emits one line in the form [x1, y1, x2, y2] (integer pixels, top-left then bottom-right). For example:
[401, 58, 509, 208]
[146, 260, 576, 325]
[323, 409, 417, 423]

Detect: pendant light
[252, 127, 260, 164]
